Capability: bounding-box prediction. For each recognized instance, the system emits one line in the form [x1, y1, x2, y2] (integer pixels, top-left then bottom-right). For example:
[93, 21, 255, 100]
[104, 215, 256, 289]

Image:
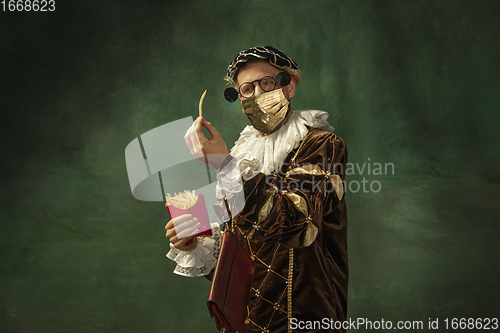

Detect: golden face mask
[241, 88, 290, 134]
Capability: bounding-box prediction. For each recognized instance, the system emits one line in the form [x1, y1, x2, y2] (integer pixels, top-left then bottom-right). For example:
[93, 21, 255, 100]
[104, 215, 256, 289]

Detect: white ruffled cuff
[166, 223, 222, 277]
[215, 156, 243, 200]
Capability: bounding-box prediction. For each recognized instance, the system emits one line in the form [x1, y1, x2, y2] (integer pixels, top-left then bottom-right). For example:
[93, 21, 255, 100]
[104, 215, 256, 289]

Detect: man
[166, 46, 348, 332]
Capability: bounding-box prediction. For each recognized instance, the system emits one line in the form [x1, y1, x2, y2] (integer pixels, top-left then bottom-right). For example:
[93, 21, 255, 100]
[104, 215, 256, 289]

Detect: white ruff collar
[230, 110, 335, 179]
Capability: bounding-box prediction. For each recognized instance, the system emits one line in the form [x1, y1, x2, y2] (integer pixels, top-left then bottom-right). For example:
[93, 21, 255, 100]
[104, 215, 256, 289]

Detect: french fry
[165, 190, 198, 209]
[199, 90, 207, 118]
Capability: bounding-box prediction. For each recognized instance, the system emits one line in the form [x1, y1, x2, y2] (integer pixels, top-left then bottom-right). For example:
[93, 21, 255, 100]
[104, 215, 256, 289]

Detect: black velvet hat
[225, 46, 302, 85]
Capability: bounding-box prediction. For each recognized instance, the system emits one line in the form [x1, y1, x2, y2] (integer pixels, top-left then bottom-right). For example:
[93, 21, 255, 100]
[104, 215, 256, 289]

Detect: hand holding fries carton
[165, 190, 212, 243]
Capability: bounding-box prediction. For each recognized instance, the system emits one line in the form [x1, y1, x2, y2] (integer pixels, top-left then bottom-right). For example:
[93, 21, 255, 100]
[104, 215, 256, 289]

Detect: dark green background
[1, 0, 499, 332]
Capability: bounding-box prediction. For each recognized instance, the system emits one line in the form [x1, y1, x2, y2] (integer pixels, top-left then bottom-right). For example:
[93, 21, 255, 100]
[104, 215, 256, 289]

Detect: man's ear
[288, 76, 296, 98]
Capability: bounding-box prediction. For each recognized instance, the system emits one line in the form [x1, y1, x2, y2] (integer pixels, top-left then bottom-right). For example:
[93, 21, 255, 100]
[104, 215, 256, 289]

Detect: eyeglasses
[224, 71, 291, 102]
[237, 76, 278, 98]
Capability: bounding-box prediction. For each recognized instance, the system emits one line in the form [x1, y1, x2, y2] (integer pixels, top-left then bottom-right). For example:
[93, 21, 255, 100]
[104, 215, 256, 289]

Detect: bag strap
[222, 196, 234, 233]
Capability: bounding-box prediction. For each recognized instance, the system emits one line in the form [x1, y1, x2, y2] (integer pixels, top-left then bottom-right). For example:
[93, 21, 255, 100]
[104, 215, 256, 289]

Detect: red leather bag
[207, 196, 255, 332]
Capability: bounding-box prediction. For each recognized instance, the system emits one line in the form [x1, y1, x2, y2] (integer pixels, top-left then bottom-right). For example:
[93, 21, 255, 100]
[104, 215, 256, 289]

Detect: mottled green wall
[1, 0, 499, 332]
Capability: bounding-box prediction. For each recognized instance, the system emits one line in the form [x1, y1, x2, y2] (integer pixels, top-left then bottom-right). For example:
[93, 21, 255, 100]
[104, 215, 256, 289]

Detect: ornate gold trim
[258, 195, 274, 224]
[287, 248, 294, 333]
[304, 220, 319, 247]
[328, 173, 344, 200]
[284, 192, 308, 216]
[288, 163, 324, 176]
